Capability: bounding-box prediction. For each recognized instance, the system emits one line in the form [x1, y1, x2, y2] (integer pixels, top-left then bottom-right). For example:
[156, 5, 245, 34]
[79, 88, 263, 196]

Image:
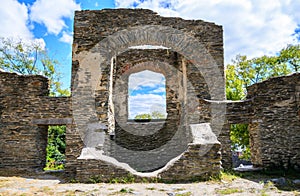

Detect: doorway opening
[44, 125, 66, 171]
[230, 123, 252, 168]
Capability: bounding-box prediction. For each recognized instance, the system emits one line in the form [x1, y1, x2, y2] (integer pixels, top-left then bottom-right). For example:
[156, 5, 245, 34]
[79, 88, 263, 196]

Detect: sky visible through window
[128, 70, 166, 119]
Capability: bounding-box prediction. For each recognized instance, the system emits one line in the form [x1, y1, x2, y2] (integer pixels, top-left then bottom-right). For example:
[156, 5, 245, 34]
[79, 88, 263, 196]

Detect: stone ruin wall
[247, 73, 300, 170]
[1, 70, 299, 180]
[0, 72, 71, 172]
[69, 8, 226, 181]
[225, 73, 300, 170]
[0, 8, 299, 182]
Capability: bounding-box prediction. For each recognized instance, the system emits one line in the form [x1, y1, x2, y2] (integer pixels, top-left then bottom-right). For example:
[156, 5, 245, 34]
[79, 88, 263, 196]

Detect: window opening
[128, 70, 167, 121]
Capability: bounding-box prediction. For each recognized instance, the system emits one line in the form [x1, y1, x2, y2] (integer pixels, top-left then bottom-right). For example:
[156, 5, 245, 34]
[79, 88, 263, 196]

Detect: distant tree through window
[128, 70, 167, 120]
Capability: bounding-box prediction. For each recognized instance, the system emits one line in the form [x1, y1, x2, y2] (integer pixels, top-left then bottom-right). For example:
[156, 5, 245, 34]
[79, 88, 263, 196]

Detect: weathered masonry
[0, 72, 71, 171]
[69, 8, 225, 181]
[0, 9, 299, 182]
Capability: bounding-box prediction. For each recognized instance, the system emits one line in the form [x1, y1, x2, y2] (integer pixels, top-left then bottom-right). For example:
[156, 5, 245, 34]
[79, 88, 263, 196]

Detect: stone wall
[69, 8, 226, 181]
[247, 73, 300, 170]
[72, 123, 221, 182]
[224, 73, 300, 170]
[1, 71, 299, 179]
[0, 71, 71, 172]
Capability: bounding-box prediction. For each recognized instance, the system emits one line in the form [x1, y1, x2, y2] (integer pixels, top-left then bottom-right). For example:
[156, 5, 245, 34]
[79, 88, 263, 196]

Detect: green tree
[230, 124, 250, 160]
[150, 111, 166, 119]
[278, 44, 300, 72]
[0, 37, 69, 96]
[134, 113, 152, 120]
[45, 126, 66, 170]
[226, 44, 299, 160]
[134, 111, 166, 120]
[227, 45, 299, 96]
[226, 64, 245, 100]
[226, 54, 291, 100]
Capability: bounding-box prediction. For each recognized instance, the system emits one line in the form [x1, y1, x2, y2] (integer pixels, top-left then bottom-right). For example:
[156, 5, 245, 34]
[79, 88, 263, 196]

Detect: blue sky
[1, 0, 115, 90]
[1, 0, 300, 116]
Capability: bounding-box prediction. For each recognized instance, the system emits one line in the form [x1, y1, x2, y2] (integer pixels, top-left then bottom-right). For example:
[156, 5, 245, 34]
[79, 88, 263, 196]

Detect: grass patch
[69, 178, 79, 183]
[216, 188, 243, 195]
[60, 190, 76, 196]
[260, 190, 269, 196]
[175, 191, 192, 196]
[259, 181, 277, 196]
[88, 174, 137, 183]
[146, 187, 156, 190]
[220, 171, 239, 182]
[119, 187, 134, 193]
[175, 188, 186, 191]
[263, 181, 277, 190]
[109, 175, 136, 184]
[108, 188, 135, 195]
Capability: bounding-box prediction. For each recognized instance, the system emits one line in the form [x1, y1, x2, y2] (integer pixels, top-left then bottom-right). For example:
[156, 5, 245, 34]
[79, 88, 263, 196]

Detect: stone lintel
[32, 118, 73, 125]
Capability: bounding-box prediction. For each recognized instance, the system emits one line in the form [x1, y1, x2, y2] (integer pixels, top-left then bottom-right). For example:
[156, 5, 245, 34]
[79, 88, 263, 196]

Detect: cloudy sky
[128, 70, 166, 118]
[1, 0, 300, 116]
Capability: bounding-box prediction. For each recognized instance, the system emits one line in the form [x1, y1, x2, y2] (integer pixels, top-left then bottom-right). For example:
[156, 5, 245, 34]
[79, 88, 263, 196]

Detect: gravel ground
[0, 174, 299, 196]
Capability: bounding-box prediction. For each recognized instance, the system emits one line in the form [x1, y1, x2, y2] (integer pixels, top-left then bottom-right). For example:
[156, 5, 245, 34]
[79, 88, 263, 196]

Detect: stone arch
[94, 25, 224, 100]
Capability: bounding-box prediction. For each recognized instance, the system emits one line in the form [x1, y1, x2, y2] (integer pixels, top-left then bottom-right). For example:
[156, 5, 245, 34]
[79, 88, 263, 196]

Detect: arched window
[128, 70, 167, 120]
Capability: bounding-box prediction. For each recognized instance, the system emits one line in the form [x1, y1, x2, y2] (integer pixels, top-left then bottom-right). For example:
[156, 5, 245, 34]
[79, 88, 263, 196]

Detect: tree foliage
[45, 126, 66, 170]
[226, 44, 300, 161]
[226, 63, 245, 100]
[134, 113, 152, 120]
[150, 111, 166, 119]
[230, 124, 250, 160]
[134, 111, 166, 120]
[0, 37, 69, 96]
[226, 44, 299, 101]
[279, 44, 300, 72]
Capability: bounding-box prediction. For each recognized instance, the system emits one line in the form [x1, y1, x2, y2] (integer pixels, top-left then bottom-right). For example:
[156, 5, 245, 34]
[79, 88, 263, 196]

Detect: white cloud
[150, 87, 166, 93]
[59, 31, 73, 44]
[0, 0, 46, 48]
[0, 0, 33, 39]
[115, 0, 179, 17]
[128, 93, 166, 118]
[116, 0, 300, 64]
[23, 38, 46, 50]
[30, 0, 81, 35]
[129, 70, 165, 91]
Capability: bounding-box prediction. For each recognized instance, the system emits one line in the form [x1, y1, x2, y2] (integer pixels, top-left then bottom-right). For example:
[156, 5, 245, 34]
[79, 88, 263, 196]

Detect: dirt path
[0, 174, 299, 196]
